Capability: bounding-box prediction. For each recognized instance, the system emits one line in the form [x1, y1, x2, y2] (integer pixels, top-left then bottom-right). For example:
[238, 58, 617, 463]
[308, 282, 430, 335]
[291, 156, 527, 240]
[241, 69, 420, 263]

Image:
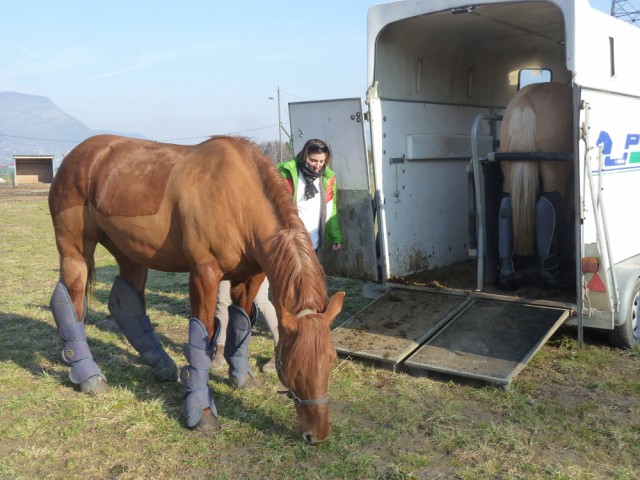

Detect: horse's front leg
[181, 261, 222, 433]
[224, 272, 266, 389]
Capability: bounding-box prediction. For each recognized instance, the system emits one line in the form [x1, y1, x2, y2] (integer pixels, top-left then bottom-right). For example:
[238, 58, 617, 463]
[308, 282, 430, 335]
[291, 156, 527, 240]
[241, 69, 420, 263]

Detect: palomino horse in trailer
[496, 82, 574, 290]
[48, 134, 344, 444]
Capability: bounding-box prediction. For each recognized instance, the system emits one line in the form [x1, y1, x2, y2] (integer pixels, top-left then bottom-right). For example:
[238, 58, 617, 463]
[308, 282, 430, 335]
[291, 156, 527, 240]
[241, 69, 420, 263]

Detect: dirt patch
[0, 184, 51, 201]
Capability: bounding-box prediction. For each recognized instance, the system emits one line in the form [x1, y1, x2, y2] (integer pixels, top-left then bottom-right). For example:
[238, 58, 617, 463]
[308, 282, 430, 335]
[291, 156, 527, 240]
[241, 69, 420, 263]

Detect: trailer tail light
[582, 257, 600, 273]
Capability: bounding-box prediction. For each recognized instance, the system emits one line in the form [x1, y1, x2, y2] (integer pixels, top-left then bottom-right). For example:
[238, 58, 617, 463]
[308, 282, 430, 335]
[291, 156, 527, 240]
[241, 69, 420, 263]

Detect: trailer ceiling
[373, 1, 570, 106]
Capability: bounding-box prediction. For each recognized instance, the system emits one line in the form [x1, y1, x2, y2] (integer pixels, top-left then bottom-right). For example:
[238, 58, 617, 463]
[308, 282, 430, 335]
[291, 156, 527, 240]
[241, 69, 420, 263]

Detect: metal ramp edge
[331, 289, 570, 386]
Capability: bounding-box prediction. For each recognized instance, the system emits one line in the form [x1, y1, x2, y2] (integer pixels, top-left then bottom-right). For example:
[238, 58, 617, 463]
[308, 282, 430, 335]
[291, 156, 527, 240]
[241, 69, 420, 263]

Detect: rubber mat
[404, 298, 569, 386]
[331, 289, 470, 369]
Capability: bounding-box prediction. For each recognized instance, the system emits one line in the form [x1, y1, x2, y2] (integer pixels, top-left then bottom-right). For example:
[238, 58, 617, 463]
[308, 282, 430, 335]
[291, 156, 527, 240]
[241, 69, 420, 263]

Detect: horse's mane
[215, 136, 329, 314]
[286, 310, 335, 382]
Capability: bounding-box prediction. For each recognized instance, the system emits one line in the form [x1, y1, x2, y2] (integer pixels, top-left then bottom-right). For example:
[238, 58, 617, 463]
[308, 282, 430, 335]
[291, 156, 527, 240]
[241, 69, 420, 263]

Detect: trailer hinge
[389, 155, 406, 164]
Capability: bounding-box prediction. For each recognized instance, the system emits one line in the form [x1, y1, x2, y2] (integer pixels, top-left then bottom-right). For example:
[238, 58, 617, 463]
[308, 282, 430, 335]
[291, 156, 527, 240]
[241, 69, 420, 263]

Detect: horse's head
[277, 291, 345, 444]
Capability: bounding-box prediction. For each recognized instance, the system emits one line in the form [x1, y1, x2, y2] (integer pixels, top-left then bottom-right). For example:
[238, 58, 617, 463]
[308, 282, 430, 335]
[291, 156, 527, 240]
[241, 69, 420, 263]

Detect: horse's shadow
[2, 276, 292, 440]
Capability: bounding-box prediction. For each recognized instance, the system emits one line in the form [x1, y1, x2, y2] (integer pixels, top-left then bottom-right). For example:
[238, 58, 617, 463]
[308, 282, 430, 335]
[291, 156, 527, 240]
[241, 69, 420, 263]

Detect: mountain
[0, 92, 143, 167]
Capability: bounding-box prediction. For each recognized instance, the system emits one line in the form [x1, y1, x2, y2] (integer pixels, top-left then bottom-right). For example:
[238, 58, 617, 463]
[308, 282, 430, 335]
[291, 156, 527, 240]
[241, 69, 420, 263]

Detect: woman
[277, 138, 343, 251]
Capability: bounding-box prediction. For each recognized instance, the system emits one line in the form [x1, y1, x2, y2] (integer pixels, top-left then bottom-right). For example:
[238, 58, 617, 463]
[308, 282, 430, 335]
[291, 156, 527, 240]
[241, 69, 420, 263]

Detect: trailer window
[518, 69, 552, 89]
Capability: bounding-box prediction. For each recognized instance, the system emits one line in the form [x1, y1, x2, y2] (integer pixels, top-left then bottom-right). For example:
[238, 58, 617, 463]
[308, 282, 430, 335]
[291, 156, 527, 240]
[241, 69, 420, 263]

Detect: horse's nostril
[303, 432, 314, 444]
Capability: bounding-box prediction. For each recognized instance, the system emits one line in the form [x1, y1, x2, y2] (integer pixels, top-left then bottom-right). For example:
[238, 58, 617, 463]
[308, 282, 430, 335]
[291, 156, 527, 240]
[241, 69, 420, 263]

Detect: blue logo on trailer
[596, 131, 640, 167]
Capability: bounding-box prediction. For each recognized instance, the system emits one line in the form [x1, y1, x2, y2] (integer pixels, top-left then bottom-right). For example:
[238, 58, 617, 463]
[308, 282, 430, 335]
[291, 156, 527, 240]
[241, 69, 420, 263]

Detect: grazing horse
[48, 134, 345, 444]
[496, 82, 573, 289]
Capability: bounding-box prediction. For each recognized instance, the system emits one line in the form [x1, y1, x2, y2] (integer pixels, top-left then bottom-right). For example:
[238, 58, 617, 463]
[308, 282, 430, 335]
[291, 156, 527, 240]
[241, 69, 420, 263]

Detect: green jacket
[276, 159, 343, 248]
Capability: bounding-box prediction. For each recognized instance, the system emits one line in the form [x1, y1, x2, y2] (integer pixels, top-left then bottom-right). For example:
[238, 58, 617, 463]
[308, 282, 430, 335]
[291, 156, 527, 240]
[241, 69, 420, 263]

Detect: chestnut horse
[497, 82, 573, 288]
[48, 134, 344, 444]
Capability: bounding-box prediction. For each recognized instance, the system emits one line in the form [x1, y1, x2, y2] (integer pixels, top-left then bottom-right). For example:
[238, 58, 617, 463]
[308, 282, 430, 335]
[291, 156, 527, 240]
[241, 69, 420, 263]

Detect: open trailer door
[289, 98, 378, 281]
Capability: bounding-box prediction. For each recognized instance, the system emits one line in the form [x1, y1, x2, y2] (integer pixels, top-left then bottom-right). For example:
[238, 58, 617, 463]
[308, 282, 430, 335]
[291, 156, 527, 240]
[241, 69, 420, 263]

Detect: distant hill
[0, 92, 143, 167]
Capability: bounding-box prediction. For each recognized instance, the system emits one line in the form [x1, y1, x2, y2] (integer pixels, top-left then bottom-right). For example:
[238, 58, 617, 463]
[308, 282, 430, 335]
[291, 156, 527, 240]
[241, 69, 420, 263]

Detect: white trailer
[289, 0, 640, 386]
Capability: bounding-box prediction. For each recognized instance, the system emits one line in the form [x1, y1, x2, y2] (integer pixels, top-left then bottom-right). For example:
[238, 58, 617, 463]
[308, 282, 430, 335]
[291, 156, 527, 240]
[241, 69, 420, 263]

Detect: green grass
[1, 188, 639, 479]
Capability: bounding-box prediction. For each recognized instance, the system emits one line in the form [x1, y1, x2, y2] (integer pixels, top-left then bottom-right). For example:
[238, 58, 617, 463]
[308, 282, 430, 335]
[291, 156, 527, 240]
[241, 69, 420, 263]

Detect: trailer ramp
[331, 289, 569, 387]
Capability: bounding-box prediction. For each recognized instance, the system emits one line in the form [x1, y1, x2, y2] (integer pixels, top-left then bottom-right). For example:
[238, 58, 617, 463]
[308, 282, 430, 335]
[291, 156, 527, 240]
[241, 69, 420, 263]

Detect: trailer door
[289, 98, 378, 281]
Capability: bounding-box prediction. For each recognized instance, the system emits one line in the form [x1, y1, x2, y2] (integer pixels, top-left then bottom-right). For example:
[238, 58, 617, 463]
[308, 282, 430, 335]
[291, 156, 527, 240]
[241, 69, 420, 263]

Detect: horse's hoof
[496, 275, 518, 292]
[79, 375, 109, 395]
[540, 267, 572, 290]
[154, 363, 179, 383]
[230, 372, 258, 389]
[193, 409, 221, 433]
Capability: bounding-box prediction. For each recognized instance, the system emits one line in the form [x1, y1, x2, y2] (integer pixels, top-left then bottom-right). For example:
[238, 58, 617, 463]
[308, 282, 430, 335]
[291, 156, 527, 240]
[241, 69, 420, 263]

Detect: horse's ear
[279, 304, 299, 334]
[322, 291, 346, 327]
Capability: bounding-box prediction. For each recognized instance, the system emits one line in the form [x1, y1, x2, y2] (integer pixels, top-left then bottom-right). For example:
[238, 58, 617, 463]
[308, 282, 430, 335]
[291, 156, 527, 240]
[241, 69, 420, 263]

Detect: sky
[0, 0, 623, 145]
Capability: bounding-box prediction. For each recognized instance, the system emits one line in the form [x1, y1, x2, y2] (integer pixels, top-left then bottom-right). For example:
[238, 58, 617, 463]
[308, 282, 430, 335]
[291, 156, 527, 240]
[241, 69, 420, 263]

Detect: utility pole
[269, 86, 292, 163]
[611, 0, 640, 25]
[269, 86, 285, 162]
[277, 86, 282, 162]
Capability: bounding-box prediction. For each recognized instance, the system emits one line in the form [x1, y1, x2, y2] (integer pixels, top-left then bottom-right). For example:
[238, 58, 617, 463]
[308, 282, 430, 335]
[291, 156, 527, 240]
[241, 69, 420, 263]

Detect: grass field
[1, 186, 639, 479]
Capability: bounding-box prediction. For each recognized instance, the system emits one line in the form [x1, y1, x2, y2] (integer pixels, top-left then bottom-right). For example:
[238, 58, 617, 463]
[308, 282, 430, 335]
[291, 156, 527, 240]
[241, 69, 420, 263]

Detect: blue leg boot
[224, 304, 258, 389]
[180, 317, 221, 431]
[536, 192, 564, 287]
[496, 195, 517, 291]
[50, 281, 107, 394]
[108, 276, 178, 382]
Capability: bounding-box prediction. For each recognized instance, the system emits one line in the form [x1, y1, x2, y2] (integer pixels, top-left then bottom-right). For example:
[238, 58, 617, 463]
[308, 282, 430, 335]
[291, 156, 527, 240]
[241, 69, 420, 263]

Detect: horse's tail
[506, 105, 539, 256]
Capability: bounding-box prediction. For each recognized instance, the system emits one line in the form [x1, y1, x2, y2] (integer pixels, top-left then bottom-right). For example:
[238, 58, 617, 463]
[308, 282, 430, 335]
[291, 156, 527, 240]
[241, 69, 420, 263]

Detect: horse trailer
[289, 0, 640, 386]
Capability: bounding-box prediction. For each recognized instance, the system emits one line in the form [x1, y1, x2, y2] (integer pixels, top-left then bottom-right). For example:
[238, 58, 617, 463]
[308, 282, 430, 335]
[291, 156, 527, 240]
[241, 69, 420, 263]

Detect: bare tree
[259, 141, 293, 164]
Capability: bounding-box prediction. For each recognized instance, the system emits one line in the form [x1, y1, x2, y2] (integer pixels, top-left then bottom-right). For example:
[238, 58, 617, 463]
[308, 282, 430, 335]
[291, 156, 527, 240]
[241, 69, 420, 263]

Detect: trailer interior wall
[368, 0, 572, 278]
[369, 1, 571, 105]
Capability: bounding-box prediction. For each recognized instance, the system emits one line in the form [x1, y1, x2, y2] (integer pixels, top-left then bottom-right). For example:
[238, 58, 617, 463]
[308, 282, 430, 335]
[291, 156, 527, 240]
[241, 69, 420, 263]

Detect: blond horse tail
[506, 106, 539, 256]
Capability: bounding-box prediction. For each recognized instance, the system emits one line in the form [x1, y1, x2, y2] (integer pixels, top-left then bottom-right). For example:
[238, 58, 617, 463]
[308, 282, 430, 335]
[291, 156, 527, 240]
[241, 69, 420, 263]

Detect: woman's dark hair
[296, 139, 332, 167]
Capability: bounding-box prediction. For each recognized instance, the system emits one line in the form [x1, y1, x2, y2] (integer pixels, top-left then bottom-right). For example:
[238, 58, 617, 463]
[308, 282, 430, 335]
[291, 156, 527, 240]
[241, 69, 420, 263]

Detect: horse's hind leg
[104, 247, 178, 382]
[536, 163, 571, 287]
[50, 214, 108, 394]
[535, 191, 563, 286]
[496, 194, 517, 291]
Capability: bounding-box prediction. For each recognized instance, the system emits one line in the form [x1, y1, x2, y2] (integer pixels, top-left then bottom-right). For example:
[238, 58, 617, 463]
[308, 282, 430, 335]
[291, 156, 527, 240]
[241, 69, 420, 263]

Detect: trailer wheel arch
[609, 276, 640, 349]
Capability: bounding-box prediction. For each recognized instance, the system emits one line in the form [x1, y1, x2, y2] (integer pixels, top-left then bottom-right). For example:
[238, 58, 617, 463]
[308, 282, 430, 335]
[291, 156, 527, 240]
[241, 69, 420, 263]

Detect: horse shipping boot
[496, 195, 517, 291]
[536, 191, 564, 288]
[224, 304, 258, 389]
[108, 276, 178, 382]
[181, 317, 221, 432]
[50, 281, 107, 394]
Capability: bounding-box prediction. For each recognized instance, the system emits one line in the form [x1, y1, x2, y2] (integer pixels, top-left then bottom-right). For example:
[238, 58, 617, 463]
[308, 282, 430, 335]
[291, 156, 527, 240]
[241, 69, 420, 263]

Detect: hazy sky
[0, 0, 620, 144]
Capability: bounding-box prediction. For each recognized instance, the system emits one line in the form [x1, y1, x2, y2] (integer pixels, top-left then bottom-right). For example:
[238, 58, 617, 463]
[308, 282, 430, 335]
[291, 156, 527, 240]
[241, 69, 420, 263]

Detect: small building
[13, 155, 54, 185]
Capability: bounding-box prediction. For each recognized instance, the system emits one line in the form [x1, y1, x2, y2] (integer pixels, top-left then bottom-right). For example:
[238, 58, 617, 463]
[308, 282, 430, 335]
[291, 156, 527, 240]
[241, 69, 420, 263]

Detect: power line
[0, 132, 81, 143]
[0, 122, 281, 145]
[611, 0, 640, 25]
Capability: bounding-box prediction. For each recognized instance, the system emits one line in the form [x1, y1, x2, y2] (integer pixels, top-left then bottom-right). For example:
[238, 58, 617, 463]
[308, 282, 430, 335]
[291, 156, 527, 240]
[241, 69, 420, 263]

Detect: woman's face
[306, 152, 327, 173]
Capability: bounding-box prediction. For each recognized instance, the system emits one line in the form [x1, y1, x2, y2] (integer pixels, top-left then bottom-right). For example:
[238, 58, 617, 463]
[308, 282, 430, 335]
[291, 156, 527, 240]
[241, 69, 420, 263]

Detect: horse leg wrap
[50, 281, 106, 388]
[224, 303, 257, 388]
[108, 276, 177, 382]
[497, 195, 515, 282]
[536, 192, 562, 285]
[180, 317, 220, 428]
